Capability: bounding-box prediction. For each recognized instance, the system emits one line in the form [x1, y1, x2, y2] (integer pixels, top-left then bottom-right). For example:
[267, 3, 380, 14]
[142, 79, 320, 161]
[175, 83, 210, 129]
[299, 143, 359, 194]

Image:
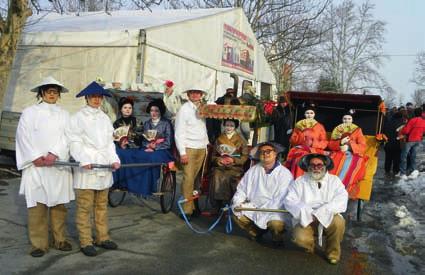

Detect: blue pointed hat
[76, 81, 111, 98]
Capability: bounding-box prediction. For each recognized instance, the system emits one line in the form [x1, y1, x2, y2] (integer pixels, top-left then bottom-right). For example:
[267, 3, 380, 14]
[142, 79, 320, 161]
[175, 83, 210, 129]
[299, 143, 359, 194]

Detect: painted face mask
[305, 110, 315, 119]
[224, 121, 236, 135]
[342, 115, 353, 125]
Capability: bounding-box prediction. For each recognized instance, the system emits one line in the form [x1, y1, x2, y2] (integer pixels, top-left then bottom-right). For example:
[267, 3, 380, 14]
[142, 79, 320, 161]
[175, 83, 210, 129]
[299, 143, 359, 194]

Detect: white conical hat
[30, 76, 69, 93]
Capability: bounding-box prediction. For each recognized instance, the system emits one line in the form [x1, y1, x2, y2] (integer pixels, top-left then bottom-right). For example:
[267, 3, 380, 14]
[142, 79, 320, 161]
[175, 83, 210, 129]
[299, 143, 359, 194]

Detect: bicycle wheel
[160, 170, 176, 213]
[108, 188, 126, 207]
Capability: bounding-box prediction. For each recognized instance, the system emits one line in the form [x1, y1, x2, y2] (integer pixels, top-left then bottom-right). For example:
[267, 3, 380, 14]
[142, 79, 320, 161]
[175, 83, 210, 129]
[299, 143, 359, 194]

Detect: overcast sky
[370, 0, 425, 102]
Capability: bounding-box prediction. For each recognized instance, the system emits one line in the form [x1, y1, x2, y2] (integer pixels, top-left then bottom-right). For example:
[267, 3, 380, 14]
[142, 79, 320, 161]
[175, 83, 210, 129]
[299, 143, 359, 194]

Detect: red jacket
[400, 117, 425, 142]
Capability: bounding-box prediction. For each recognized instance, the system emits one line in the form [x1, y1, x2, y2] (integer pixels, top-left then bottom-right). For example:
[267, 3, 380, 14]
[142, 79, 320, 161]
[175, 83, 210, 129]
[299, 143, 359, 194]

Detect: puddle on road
[344, 159, 425, 274]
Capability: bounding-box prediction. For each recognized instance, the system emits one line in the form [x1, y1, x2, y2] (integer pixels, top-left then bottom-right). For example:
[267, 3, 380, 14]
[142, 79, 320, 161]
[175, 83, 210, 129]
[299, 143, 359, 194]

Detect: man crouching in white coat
[16, 76, 74, 257]
[66, 81, 120, 257]
[232, 142, 293, 247]
[284, 153, 348, 265]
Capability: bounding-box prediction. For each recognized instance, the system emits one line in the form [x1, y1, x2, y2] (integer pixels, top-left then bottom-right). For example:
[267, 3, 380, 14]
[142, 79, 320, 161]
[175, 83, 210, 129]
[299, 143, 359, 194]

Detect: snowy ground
[346, 148, 425, 274]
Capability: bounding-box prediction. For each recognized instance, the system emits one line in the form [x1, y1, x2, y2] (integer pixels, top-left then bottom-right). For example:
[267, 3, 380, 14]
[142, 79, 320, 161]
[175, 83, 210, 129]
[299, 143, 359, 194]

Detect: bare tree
[315, 0, 387, 93]
[411, 89, 425, 106]
[381, 85, 398, 108]
[0, 0, 32, 107]
[412, 51, 425, 87]
[164, 0, 331, 92]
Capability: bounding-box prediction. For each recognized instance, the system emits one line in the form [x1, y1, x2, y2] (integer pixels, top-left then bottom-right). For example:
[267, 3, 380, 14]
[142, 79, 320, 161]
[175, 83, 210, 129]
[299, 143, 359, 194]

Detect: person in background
[16, 76, 74, 257]
[175, 88, 209, 219]
[271, 95, 293, 157]
[284, 153, 348, 265]
[398, 107, 425, 180]
[405, 102, 415, 119]
[232, 142, 293, 247]
[383, 108, 404, 178]
[66, 81, 120, 257]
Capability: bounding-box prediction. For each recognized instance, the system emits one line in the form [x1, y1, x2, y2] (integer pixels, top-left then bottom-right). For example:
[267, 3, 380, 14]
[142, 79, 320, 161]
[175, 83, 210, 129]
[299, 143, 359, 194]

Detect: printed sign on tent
[221, 24, 254, 74]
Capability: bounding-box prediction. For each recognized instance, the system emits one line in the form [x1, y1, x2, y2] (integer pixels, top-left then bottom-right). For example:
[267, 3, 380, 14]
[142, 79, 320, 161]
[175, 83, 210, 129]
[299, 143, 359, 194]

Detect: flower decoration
[263, 100, 278, 116]
[164, 80, 174, 88]
[375, 133, 388, 143]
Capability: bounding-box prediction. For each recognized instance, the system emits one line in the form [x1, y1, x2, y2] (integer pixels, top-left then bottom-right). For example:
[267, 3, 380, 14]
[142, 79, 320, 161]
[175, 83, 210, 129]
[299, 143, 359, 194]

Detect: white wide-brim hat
[182, 88, 208, 95]
[30, 76, 69, 93]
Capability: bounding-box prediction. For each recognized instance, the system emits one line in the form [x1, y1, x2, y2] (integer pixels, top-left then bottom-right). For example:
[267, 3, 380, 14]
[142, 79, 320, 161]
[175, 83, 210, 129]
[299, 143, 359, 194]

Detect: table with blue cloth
[112, 148, 174, 196]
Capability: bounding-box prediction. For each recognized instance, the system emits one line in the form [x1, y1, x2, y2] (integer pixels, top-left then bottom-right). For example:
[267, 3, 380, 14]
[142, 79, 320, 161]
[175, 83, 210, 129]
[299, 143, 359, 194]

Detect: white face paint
[342, 115, 353, 124]
[305, 110, 315, 119]
[224, 121, 236, 135]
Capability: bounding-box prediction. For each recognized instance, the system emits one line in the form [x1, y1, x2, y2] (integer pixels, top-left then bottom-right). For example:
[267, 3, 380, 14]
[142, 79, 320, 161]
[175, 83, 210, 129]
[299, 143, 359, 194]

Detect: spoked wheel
[108, 188, 127, 207]
[159, 169, 176, 213]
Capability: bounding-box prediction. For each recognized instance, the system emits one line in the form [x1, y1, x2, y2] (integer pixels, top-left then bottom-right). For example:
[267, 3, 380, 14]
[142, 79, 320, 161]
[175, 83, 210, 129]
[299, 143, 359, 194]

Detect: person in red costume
[285, 103, 328, 178]
[327, 109, 368, 199]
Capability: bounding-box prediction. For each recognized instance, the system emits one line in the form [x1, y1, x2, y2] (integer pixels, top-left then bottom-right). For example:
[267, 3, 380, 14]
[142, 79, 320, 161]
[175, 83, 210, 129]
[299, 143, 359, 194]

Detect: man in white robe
[66, 81, 120, 257]
[16, 76, 74, 257]
[232, 142, 293, 246]
[284, 153, 348, 264]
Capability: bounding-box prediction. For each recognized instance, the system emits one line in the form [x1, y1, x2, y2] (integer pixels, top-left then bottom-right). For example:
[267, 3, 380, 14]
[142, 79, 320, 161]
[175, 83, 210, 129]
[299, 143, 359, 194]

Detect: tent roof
[24, 8, 234, 33]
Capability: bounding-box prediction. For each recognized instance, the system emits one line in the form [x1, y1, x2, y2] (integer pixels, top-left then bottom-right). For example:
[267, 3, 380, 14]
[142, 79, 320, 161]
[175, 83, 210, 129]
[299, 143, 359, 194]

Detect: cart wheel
[357, 199, 363, 221]
[160, 170, 176, 213]
[194, 193, 211, 213]
[108, 188, 126, 207]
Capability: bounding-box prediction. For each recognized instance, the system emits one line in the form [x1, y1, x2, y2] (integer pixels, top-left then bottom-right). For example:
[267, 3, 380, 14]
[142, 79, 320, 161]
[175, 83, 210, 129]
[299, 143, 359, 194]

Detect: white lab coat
[284, 173, 348, 229]
[16, 102, 74, 208]
[66, 106, 120, 190]
[232, 163, 293, 229]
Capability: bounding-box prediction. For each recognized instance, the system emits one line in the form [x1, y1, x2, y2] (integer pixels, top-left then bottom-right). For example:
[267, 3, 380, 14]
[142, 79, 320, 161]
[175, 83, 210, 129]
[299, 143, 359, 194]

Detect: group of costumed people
[284, 103, 368, 199]
[16, 76, 350, 265]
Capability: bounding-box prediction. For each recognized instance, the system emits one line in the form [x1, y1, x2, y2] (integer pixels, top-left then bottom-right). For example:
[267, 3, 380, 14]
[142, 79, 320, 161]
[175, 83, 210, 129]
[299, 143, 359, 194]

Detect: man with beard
[232, 142, 293, 247]
[284, 153, 348, 264]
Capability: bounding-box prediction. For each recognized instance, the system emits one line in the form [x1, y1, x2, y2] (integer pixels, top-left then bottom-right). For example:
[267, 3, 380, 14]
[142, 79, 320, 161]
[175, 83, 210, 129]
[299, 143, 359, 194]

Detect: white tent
[4, 8, 276, 114]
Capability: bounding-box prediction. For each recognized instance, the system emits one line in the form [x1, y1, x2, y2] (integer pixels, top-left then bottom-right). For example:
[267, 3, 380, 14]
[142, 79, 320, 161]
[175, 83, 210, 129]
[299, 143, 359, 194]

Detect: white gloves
[340, 144, 349, 152]
[286, 129, 293, 135]
[341, 136, 350, 145]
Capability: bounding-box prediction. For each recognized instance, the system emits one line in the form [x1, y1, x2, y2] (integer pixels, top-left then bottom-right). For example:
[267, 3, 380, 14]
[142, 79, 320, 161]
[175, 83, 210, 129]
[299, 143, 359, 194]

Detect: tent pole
[136, 29, 147, 83]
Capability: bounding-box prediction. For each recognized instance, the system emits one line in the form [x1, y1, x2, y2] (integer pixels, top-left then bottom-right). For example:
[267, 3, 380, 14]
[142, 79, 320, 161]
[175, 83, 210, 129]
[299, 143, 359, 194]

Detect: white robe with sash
[66, 106, 120, 190]
[16, 102, 74, 208]
[232, 163, 293, 229]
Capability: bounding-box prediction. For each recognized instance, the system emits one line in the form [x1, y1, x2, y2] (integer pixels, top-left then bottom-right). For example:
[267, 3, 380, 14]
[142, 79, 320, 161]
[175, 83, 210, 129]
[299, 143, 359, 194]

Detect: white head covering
[30, 76, 69, 93]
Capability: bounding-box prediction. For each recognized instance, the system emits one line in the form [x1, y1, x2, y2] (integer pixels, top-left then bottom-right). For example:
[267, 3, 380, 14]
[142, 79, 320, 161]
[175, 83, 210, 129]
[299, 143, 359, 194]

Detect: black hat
[118, 97, 134, 110]
[302, 102, 316, 113]
[343, 108, 356, 118]
[222, 119, 240, 128]
[249, 141, 285, 160]
[278, 95, 287, 103]
[298, 153, 334, 172]
[146, 99, 166, 116]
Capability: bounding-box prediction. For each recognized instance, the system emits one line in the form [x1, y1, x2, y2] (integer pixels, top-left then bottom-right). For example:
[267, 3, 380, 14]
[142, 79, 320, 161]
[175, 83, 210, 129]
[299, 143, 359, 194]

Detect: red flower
[164, 80, 174, 88]
[263, 100, 277, 116]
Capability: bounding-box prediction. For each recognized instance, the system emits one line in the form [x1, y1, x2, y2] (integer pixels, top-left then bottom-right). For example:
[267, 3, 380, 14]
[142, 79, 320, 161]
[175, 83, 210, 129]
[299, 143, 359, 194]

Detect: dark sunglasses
[309, 163, 324, 169]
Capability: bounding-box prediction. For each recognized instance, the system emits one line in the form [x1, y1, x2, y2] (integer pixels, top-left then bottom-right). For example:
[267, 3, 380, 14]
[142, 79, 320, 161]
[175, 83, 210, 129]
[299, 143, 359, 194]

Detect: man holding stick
[231, 142, 293, 246]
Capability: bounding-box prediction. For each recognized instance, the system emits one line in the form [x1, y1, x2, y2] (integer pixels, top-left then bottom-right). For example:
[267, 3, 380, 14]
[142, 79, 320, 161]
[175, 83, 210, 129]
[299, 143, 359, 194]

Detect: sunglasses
[308, 163, 324, 169]
[259, 149, 275, 155]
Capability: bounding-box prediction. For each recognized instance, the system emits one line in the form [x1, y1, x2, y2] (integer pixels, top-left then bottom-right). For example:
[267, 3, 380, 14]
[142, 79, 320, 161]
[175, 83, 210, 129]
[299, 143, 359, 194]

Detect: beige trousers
[75, 189, 110, 247]
[181, 148, 206, 214]
[27, 203, 68, 252]
[233, 215, 285, 242]
[293, 214, 345, 260]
